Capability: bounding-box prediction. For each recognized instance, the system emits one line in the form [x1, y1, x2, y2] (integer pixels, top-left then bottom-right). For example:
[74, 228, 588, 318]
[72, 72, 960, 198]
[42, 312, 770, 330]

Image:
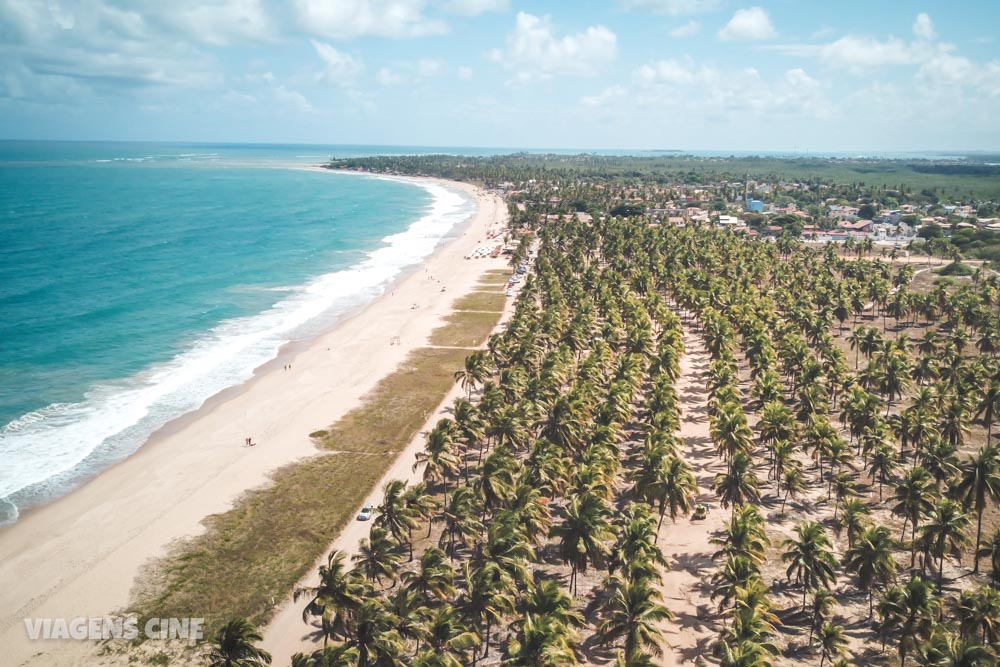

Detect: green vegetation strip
[136, 312, 499, 635]
[428, 310, 502, 347]
[450, 291, 506, 312]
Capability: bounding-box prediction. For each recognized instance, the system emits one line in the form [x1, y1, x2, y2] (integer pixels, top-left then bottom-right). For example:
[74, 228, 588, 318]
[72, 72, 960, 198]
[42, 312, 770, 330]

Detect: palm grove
[207, 171, 1000, 667]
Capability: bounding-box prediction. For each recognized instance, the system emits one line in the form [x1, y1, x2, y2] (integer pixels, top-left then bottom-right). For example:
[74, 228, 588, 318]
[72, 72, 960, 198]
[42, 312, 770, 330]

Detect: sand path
[657, 321, 726, 666]
[0, 177, 509, 666]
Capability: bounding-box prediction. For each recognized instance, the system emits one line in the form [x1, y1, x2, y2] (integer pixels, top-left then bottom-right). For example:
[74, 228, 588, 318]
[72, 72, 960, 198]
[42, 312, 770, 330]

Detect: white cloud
[165, 0, 276, 45]
[417, 58, 444, 77]
[631, 57, 832, 120]
[618, 0, 722, 15]
[819, 35, 923, 69]
[581, 84, 626, 108]
[717, 7, 776, 41]
[495, 12, 617, 82]
[374, 59, 446, 85]
[310, 40, 363, 84]
[443, 0, 508, 15]
[376, 67, 404, 85]
[913, 12, 935, 41]
[669, 20, 701, 38]
[292, 0, 447, 39]
[635, 57, 702, 85]
[271, 84, 314, 113]
[457, 66, 474, 79]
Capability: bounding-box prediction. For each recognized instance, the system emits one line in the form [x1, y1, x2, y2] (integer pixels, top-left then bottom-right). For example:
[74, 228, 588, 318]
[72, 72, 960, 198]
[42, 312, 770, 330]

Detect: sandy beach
[0, 174, 510, 666]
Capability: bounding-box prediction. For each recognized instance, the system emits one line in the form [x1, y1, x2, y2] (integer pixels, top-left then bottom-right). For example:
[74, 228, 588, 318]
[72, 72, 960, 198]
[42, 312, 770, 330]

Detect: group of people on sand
[244, 437, 256, 447]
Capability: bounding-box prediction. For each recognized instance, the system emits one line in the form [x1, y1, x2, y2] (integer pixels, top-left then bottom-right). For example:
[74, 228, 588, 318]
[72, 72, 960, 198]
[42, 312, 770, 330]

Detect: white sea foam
[0, 177, 473, 523]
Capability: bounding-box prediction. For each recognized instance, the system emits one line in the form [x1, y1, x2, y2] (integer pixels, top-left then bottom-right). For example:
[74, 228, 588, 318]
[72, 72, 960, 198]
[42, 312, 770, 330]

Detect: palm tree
[654, 456, 698, 532]
[782, 521, 838, 609]
[423, 605, 481, 667]
[457, 561, 515, 664]
[977, 528, 1000, 582]
[204, 618, 272, 667]
[352, 526, 400, 587]
[808, 588, 836, 646]
[818, 622, 848, 667]
[415, 420, 461, 502]
[954, 445, 1000, 573]
[504, 613, 579, 666]
[976, 380, 1000, 444]
[598, 577, 673, 662]
[877, 576, 940, 666]
[920, 626, 996, 667]
[837, 497, 871, 550]
[779, 466, 806, 515]
[843, 524, 899, 618]
[714, 451, 762, 517]
[551, 491, 613, 595]
[376, 479, 419, 560]
[308, 643, 359, 667]
[891, 466, 937, 561]
[294, 551, 363, 645]
[402, 546, 457, 601]
[347, 599, 404, 667]
[918, 498, 972, 590]
[455, 350, 491, 399]
[434, 485, 482, 558]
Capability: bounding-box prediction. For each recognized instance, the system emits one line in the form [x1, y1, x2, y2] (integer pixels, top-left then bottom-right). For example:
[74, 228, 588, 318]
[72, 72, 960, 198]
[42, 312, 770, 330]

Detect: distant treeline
[325, 153, 1000, 199]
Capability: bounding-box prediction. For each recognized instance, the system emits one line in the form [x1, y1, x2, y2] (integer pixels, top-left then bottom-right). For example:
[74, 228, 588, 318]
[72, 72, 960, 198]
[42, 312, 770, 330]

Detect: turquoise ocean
[0, 141, 477, 525]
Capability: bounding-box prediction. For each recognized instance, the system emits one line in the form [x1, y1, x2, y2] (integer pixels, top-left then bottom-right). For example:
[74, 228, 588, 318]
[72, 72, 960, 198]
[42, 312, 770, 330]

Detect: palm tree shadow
[676, 634, 715, 665]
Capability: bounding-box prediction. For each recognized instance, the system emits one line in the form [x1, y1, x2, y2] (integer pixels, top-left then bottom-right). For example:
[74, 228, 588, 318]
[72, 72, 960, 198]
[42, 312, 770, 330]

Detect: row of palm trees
[659, 222, 1000, 664]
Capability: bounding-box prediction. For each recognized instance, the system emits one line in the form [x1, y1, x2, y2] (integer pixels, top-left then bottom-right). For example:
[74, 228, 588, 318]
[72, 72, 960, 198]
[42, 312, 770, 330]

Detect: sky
[0, 0, 998, 152]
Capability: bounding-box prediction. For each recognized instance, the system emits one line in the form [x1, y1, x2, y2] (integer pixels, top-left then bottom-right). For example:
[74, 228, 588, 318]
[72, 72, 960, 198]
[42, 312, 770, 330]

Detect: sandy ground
[0, 175, 509, 667]
[657, 322, 725, 666]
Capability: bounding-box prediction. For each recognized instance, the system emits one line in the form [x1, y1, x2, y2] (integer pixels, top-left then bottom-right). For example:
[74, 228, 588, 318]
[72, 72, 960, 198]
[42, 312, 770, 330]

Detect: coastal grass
[135, 305, 501, 638]
[428, 310, 502, 347]
[450, 291, 506, 313]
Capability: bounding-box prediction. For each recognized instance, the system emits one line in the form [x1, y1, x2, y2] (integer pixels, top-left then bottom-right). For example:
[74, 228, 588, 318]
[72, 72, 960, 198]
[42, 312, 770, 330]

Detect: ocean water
[0, 142, 474, 525]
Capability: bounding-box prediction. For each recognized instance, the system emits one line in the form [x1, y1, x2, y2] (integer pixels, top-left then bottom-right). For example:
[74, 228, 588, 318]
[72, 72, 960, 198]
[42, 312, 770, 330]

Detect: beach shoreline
[0, 172, 510, 666]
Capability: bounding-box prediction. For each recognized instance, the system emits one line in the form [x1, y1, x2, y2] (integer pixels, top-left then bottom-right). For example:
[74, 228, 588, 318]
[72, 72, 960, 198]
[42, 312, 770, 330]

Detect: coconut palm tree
[877, 577, 941, 666]
[843, 524, 899, 618]
[954, 444, 1000, 573]
[598, 576, 673, 662]
[837, 497, 871, 550]
[423, 605, 481, 667]
[551, 491, 613, 595]
[376, 479, 420, 560]
[977, 528, 1000, 582]
[779, 466, 806, 515]
[654, 456, 698, 532]
[455, 350, 491, 399]
[352, 526, 400, 587]
[503, 613, 579, 667]
[818, 622, 848, 667]
[782, 521, 839, 609]
[346, 598, 404, 667]
[890, 466, 938, 566]
[204, 618, 272, 667]
[714, 451, 763, 517]
[307, 643, 360, 667]
[809, 588, 836, 646]
[294, 550, 363, 645]
[918, 498, 972, 590]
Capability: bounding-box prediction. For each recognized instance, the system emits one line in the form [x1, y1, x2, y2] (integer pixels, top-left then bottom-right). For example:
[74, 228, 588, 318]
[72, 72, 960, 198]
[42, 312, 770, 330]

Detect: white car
[506, 289, 514, 297]
[357, 505, 374, 521]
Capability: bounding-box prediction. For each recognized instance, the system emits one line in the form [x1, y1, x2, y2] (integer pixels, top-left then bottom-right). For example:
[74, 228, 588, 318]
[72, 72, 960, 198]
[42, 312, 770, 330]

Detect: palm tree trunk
[975, 507, 984, 573]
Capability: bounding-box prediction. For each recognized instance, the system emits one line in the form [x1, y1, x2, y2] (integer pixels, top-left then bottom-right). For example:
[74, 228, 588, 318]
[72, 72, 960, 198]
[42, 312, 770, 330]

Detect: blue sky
[1, 0, 998, 151]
